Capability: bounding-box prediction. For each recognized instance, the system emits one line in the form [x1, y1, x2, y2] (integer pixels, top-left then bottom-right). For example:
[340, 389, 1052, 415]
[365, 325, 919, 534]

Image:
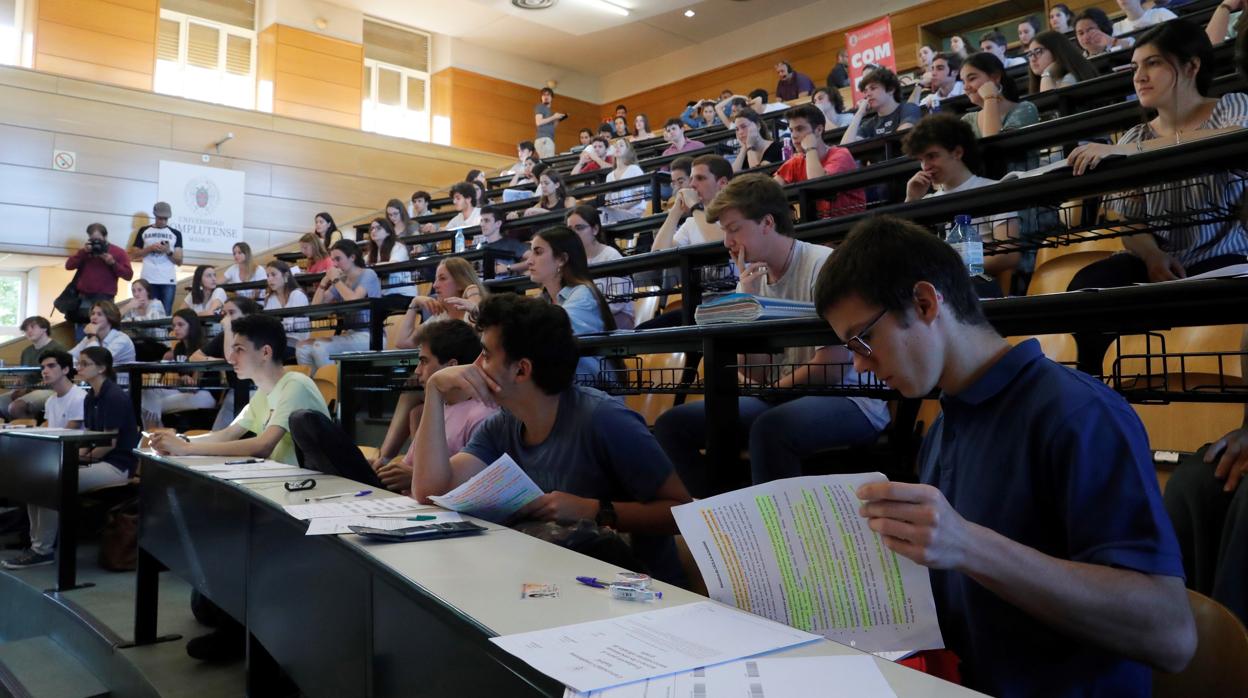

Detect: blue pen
[307, 489, 372, 502]
[576, 576, 611, 589]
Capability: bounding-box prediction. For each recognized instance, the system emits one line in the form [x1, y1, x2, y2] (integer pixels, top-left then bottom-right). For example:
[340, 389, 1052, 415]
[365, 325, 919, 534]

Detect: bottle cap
[953, 215, 972, 226]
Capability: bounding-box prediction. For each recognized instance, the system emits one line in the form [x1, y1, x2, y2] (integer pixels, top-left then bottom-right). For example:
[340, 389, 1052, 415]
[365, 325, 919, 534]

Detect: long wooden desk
[132, 454, 984, 697]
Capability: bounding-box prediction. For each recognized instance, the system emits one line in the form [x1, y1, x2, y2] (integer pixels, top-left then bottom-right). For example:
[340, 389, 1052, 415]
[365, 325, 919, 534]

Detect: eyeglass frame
[844, 309, 889, 358]
[1022, 47, 1048, 60]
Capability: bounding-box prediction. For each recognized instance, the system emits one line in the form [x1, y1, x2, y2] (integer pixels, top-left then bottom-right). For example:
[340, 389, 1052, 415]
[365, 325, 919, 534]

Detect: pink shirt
[403, 398, 497, 468]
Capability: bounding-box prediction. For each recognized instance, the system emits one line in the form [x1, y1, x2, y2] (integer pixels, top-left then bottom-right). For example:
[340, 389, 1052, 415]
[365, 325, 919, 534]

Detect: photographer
[64, 223, 133, 328]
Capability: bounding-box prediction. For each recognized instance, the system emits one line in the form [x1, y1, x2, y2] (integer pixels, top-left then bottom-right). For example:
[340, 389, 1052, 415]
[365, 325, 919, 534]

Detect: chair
[313, 364, 338, 413]
[632, 295, 661, 327]
[624, 353, 687, 426]
[1009, 334, 1077, 364]
[1153, 590, 1248, 698]
[285, 365, 312, 377]
[1027, 234, 1124, 296]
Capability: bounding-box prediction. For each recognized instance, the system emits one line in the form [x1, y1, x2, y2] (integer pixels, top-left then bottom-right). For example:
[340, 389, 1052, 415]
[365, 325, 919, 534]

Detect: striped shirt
[1111, 93, 1248, 268]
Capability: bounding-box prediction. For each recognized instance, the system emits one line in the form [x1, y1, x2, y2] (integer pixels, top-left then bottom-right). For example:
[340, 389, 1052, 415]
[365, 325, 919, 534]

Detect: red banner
[845, 16, 897, 103]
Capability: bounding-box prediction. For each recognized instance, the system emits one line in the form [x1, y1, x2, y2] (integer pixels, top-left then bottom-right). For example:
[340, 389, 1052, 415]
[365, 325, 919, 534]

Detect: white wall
[433, 37, 600, 104]
[259, 0, 365, 44]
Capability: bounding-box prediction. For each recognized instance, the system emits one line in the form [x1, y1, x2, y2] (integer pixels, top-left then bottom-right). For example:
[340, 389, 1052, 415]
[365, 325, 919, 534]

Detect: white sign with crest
[157, 160, 245, 254]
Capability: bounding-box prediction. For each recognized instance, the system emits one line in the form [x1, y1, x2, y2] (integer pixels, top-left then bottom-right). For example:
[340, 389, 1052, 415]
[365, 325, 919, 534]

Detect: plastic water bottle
[947, 215, 983, 275]
[475, 235, 484, 251]
[781, 136, 794, 162]
[453, 228, 465, 253]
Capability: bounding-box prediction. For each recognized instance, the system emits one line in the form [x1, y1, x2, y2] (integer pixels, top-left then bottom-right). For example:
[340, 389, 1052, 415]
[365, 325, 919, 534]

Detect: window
[155, 2, 256, 110]
[0, 0, 21, 66]
[0, 272, 25, 342]
[362, 19, 431, 142]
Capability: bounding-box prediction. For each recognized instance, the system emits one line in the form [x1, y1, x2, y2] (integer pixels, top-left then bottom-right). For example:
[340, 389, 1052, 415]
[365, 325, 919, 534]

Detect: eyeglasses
[284, 478, 316, 492]
[844, 309, 889, 358]
[1023, 48, 1047, 59]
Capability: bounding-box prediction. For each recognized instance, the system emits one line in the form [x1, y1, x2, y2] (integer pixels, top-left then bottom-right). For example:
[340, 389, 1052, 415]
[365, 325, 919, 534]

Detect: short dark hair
[664, 117, 683, 130]
[1075, 8, 1114, 35]
[692, 154, 733, 182]
[597, 122, 615, 135]
[540, 87, 554, 96]
[38, 348, 73, 374]
[813, 86, 845, 113]
[614, 103, 627, 112]
[20, 316, 50, 332]
[902, 113, 983, 174]
[706, 173, 794, 236]
[411, 190, 431, 205]
[670, 156, 694, 178]
[858, 66, 902, 102]
[813, 215, 987, 326]
[225, 295, 262, 316]
[980, 30, 1008, 48]
[450, 181, 477, 206]
[784, 103, 826, 131]
[747, 88, 769, 104]
[591, 135, 610, 147]
[414, 319, 482, 366]
[518, 140, 535, 152]
[1135, 18, 1216, 96]
[330, 239, 366, 267]
[473, 294, 578, 396]
[231, 314, 287, 364]
[578, 127, 593, 138]
[933, 51, 963, 74]
[86, 222, 108, 238]
[479, 205, 502, 223]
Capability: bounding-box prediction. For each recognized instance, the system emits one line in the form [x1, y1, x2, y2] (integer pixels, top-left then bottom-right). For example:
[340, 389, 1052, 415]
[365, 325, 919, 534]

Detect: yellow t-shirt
[230, 371, 328, 465]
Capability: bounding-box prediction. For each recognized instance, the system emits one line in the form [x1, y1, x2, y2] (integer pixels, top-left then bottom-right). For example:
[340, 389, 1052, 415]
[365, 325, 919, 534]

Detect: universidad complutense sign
[157, 160, 245, 254]
[845, 16, 897, 103]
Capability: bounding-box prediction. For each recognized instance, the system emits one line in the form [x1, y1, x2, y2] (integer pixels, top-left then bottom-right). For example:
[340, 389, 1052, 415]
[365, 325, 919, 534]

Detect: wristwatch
[596, 498, 618, 528]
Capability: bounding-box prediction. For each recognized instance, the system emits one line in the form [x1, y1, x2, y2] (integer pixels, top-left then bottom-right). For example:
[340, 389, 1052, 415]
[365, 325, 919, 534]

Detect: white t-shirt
[926, 174, 1014, 237]
[1114, 7, 1176, 35]
[445, 208, 481, 230]
[673, 213, 720, 248]
[762, 101, 789, 114]
[224, 264, 267, 299]
[184, 287, 227, 314]
[921, 80, 966, 110]
[380, 242, 416, 297]
[264, 288, 310, 341]
[45, 385, 86, 428]
[133, 225, 182, 285]
[603, 165, 648, 224]
[587, 245, 633, 328]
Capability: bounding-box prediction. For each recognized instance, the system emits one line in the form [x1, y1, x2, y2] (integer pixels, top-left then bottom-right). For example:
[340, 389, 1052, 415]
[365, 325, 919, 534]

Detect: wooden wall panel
[259, 24, 363, 129]
[34, 0, 156, 90]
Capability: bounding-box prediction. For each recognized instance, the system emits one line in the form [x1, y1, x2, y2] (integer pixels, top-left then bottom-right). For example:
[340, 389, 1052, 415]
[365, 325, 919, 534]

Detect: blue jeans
[653, 396, 880, 498]
[148, 283, 176, 316]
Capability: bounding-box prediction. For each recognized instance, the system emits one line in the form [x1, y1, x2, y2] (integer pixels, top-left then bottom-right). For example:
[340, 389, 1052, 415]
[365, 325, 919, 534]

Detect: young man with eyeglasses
[814, 215, 1195, 697]
[653, 174, 889, 496]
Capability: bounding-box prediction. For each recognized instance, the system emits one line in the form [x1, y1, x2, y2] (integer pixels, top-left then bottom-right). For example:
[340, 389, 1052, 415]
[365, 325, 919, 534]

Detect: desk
[0, 429, 118, 591]
[133, 454, 984, 697]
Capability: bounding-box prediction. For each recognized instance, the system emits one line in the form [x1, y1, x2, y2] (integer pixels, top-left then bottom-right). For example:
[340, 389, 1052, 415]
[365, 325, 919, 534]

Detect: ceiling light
[684, 9, 695, 17]
[592, 0, 630, 16]
[512, 0, 557, 9]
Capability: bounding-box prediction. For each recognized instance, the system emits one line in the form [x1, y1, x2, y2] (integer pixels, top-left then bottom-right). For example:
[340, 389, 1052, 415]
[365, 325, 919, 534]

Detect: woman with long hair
[223, 242, 266, 299]
[527, 225, 615, 378]
[1027, 30, 1099, 93]
[184, 265, 226, 315]
[566, 205, 634, 329]
[1050, 3, 1075, 33]
[299, 232, 333, 274]
[1068, 19, 1248, 287]
[314, 211, 341, 249]
[399, 257, 484, 347]
[516, 169, 577, 218]
[731, 107, 783, 172]
[602, 138, 648, 223]
[367, 216, 416, 310]
[264, 260, 310, 343]
[296, 239, 383, 370]
[632, 113, 653, 140]
[612, 115, 631, 139]
[140, 308, 217, 428]
[961, 52, 1041, 137]
[385, 198, 416, 236]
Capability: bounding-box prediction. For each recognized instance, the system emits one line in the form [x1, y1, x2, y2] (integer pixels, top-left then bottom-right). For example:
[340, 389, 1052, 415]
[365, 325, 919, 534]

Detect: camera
[87, 238, 109, 255]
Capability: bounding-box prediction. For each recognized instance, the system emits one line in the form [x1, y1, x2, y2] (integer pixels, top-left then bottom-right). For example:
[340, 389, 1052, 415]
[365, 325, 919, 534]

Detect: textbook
[693, 293, 817, 325]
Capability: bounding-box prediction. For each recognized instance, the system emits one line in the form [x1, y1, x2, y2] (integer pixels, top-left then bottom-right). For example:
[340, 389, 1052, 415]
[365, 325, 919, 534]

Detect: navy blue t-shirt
[84, 379, 141, 475]
[920, 339, 1183, 698]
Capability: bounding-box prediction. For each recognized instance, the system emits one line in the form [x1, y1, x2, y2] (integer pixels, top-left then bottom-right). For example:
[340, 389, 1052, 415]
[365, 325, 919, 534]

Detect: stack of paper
[693, 293, 816, 325]
[283, 497, 432, 520]
[304, 511, 462, 536]
[188, 460, 320, 481]
[428, 454, 542, 523]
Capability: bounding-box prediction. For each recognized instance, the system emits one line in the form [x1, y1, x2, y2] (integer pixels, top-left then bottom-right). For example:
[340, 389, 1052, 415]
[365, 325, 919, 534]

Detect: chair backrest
[624, 352, 688, 426]
[1154, 590, 1248, 698]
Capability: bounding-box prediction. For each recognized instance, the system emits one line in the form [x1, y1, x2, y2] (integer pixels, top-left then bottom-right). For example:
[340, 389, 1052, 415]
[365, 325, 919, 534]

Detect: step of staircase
[0, 636, 109, 698]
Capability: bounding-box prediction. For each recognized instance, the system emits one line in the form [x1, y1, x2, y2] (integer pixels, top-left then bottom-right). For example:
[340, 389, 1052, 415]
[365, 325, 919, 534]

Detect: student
[314, 211, 342, 249]
[653, 155, 733, 251]
[653, 175, 889, 496]
[812, 87, 853, 129]
[1077, 8, 1133, 56]
[572, 127, 594, 153]
[980, 31, 1028, 68]
[916, 44, 936, 72]
[730, 107, 783, 173]
[184, 265, 226, 316]
[567, 206, 633, 329]
[713, 94, 751, 129]
[122, 279, 167, 326]
[680, 100, 719, 130]
[385, 198, 417, 237]
[2, 317, 67, 421]
[1050, 2, 1075, 32]
[533, 87, 564, 158]
[129, 201, 184, 315]
[841, 68, 922, 145]
[366, 216, 416, 311]
[1115, 0, 1178, 35]
[826, 49, 850, 89]
[1206, 0, 1243, 45]
[960, 52, 1041, 137]
[222, 242, 265, 300]
[911, 52, 965, 109]
[188, 296, 262, 431]
[410, 293, 692, 581]
[601, 138, 647, 224]
[401, 257, 484, 334]
[772, 104, 865, 219]
[504, 155, 540, 203]
[69, 300, 136, 367]
[372, 320, 497, 493]
[140, 309, 216, 428]
[295, 240, 382, 370]
[1027, 31, 1099, 93]
[902, 114, 1022, 296]
[1018, 15, 1042, 45]
[3, 347, 134, 570]
[609, 115, 629, 140]
[748, 88, 788, 114]
[572, 136, 611, 175]
[1067, 19, 1248, 287]
[527, 226, 616, 379]
[948, 34, 971, 59]
[263, 260, 310, 344]
[632, 113, 654, 141]
[813, 215, 1195, 697]
[660, 118, 705, 157]
[774, 60, 816, 101]
[513, 170, 576, 219]
[299, 233, 333, 274]
[151, 314, 329, 466]
[420, 183, 480, 234]
[408, 192, 432, 220]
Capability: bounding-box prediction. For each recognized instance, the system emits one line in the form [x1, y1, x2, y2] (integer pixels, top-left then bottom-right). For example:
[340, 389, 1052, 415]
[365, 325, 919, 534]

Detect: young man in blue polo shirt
[813, 215, 1195, 697]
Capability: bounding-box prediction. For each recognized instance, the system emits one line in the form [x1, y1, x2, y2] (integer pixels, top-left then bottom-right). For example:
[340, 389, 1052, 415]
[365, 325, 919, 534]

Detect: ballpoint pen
[305, 489, 372, 502]
[224, 458, 264, 465]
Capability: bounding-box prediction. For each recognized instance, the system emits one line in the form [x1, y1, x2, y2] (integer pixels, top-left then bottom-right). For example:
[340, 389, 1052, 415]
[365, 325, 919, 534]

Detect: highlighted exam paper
[672, 473, 943, 653]
[429, 454, 542, 523]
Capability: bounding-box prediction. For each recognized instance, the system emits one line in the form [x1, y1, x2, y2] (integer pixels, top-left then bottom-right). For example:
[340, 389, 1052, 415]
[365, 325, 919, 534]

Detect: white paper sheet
[305, 511, 463, 535]
[222, 467, 322, 480]
[563, 655, 898, 698]
[283, 496, 433, 520]
[428, 453, 542, 523]
[490, 601, 821, 693]
[190, 459, 294, 473]
[671, 473, 943, 654]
